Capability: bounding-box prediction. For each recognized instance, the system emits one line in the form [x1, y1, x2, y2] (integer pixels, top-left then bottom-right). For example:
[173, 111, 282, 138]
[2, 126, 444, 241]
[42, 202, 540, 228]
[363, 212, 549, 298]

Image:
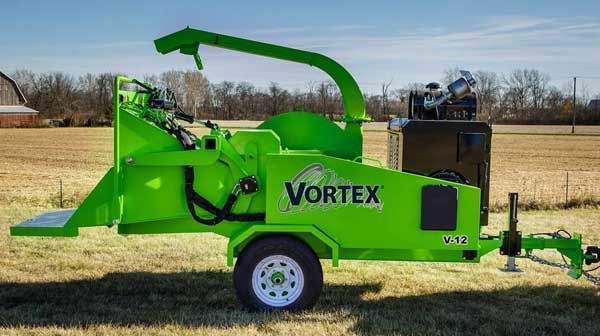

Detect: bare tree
[268, 82, 289, 117]
[235, 81, 257, 119]
[303, 81, 319, 113]
[473, 70, 500, 121]
[33, 72, 79, 120]
[441, 66, 463, 85]
[405, 82, 426, 91]
[545, 86, 567, 121]
[364, 94, 382, 120]
[95, 73, 114, 120]
[317, 80, 335, 119]
[211, 81, 235, 119]
[10, 69, 35, 100]
[160, 70, 185, 103]
[501, 69, 551, 122]
[182, 70, 209, 118]
[142, 74, 159, 86]
[290, 88, 305, 111]
[381, 80, 393, 120]
[502, 69, 528, 120]
[526, 69, 550, 115]
[6, 67, 599, 125]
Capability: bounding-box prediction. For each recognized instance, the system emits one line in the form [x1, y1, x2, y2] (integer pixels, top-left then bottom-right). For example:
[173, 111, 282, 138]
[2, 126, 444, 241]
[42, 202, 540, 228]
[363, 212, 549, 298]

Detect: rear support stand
[503, 256, 521, 272]
[501, 193, 522, 272]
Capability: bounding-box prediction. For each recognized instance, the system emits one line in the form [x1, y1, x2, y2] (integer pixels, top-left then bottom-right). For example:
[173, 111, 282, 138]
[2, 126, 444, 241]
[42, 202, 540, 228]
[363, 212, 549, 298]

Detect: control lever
[173, 111, 219, 131]
[174, 111, 195, 123]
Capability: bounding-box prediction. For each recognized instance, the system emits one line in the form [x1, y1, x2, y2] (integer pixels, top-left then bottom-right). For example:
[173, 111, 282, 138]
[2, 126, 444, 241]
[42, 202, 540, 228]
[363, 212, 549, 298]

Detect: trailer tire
[233, 235, 323, 311]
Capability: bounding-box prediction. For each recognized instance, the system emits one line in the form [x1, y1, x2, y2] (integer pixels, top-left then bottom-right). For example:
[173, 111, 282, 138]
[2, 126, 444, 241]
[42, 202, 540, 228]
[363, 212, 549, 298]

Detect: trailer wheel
[233, 235, 323, 311]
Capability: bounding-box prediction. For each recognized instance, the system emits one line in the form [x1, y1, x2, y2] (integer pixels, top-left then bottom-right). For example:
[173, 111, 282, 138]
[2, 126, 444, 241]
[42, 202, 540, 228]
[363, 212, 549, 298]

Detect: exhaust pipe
[424, 70, 477, 110]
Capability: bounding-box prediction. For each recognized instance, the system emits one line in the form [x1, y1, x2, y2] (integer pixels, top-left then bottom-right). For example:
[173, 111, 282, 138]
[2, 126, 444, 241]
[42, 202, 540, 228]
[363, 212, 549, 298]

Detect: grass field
[1, 125, 599, 335]
[361, 122, 600, 134]
[195, 121, 600, 135]
[1, 125, 599, 210]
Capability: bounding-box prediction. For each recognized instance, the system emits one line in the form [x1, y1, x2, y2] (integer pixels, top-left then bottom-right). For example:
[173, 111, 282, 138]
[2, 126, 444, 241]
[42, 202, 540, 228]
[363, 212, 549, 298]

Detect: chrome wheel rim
[252, 254, 304, 307]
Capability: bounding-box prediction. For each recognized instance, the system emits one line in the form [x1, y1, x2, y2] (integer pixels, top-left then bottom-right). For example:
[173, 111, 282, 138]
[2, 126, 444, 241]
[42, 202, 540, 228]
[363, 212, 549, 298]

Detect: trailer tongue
[10, 27, 600, 310]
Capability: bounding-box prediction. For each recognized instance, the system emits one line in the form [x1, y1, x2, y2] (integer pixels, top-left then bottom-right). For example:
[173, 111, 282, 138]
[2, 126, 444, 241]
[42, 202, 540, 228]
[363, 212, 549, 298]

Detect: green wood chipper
[10, 27, 599, 310]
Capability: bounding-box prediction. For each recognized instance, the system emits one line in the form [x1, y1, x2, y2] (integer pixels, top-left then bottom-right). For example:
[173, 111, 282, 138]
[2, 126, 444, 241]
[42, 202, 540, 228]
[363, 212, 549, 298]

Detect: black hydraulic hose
[186, 190, 238, 226]
[184, 166, 265, 225]
[184, 166, 238, 226]
[159, 100, 264, 226]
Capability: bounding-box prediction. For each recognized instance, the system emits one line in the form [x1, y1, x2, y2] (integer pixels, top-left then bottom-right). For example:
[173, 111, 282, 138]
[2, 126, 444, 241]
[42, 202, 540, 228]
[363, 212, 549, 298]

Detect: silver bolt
[112, 219, 120, 225]
[125, 157, 134, 165]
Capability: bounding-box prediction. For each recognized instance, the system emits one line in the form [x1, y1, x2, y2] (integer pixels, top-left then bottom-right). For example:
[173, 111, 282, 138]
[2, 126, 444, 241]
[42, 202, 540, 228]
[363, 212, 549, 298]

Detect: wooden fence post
[565, 172, 569, 205]
[59, 179, 63, 209]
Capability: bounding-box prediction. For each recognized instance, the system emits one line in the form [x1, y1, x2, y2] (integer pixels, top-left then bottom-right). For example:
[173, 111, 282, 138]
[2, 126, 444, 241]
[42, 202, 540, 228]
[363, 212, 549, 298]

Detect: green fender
[227, 224, 340, 267]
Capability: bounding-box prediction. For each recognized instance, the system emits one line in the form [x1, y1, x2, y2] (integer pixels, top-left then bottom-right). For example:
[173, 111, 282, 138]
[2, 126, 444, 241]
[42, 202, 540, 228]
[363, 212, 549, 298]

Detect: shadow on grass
[0, 271, 598, 335]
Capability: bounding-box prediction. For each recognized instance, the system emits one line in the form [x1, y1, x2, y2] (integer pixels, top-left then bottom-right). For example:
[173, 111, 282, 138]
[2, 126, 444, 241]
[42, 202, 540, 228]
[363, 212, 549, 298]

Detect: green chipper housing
[10, 27, 600, 310]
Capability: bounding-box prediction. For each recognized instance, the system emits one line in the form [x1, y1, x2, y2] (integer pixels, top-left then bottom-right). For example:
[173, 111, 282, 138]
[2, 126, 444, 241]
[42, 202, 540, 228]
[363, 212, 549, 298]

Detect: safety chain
[583, 271, 600, 287]
[526, 254, 569, 269]
[526, 254, 600, 287]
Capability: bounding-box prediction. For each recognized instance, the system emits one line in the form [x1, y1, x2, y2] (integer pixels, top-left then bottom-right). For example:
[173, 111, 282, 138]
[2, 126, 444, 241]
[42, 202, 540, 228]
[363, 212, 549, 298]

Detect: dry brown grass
[1, 125, 600, 335]
[362, 130, 600, 208]
[3, 125, 598, 212]
[492, 124, 600, 134]
[199, 121, 600, 135]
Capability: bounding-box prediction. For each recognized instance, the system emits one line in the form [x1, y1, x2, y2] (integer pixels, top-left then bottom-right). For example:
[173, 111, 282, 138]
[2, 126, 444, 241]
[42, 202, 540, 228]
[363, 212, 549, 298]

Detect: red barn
[0, 71, 39, 127]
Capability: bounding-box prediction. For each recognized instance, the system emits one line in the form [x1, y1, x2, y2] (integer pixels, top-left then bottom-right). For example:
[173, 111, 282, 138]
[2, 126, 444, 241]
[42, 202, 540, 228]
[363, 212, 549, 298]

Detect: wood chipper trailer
[10, 27, 600, 310]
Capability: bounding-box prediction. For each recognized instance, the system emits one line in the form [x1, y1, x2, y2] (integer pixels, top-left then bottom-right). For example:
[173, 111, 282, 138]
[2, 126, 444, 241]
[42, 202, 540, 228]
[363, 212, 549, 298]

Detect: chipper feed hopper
[11, 27, 600, 310]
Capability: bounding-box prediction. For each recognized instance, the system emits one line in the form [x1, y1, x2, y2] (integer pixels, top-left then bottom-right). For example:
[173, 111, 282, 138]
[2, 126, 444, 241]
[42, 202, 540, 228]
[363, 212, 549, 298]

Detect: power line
[572, 77, 576, 134]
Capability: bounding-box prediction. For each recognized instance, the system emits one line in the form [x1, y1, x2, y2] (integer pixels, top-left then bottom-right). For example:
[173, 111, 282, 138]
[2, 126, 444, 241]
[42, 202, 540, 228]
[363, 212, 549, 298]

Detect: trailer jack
[491, 193, 600, 280]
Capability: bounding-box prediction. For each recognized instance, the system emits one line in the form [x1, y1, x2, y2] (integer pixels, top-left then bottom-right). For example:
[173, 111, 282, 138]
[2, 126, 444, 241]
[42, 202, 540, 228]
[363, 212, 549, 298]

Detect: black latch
[585, 246, 599, 266]
[239, 176, 259, 194]
[463, 250, 477, 260]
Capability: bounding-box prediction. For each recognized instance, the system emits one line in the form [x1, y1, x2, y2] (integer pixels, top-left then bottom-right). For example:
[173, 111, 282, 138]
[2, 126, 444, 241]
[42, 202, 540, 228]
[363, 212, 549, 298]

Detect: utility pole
[571, 77, 577, 134]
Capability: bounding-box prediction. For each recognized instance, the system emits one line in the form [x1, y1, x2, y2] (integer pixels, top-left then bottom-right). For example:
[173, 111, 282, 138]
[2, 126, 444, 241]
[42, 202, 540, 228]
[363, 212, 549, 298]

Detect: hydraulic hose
[184, 166, 265, 225]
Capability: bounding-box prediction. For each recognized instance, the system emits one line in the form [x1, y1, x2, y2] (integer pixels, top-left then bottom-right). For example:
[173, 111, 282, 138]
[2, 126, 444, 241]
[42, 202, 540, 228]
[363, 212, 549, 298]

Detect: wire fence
[489, 171, 600, 210]
[48, 171, 599, 212]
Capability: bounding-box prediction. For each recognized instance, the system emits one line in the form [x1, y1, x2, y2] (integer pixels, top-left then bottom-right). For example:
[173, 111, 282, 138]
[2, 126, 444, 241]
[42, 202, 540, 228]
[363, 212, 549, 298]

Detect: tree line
[9, 68, 600, 125]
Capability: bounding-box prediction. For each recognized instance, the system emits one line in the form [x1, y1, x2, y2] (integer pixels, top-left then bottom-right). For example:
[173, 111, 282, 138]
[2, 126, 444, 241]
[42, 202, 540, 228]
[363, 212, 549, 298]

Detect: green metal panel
[10, 168, 114, 236]
[111, 83, 286, 236]
[265, 153, 482, 262]
[10, 210, 78, 237]
[226, 224, 340, 267]
[257, 111, 363, 160]
[227, 130, 282, 210]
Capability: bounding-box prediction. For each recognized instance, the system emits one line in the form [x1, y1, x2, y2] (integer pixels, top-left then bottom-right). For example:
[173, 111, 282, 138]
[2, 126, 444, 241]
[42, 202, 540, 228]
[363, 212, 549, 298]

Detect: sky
[2, 0, 600, 94]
